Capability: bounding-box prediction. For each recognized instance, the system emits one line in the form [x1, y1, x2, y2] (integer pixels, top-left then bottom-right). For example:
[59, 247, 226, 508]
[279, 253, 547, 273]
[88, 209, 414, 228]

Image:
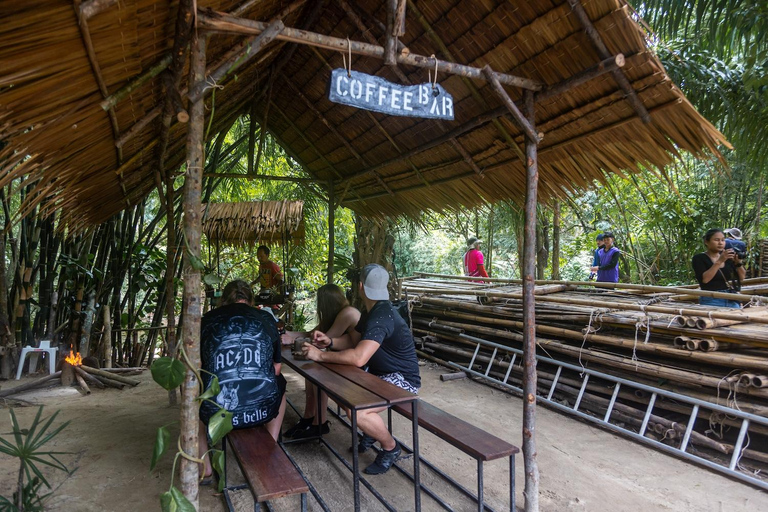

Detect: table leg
[316, 386, 323, 438]
[351, 408, 360, 512]
[509, 455, 515, 512]
[412, 400, 421, 512]
[477, 459, 484, 512]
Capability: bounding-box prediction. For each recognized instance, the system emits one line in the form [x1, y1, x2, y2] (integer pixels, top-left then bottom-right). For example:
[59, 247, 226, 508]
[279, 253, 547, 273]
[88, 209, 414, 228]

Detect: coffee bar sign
[328, 68, 454, 120]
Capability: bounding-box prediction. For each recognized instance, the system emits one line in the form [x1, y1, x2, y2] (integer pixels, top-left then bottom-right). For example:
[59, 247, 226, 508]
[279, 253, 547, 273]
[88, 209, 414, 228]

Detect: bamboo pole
[179, 31, 206, 508]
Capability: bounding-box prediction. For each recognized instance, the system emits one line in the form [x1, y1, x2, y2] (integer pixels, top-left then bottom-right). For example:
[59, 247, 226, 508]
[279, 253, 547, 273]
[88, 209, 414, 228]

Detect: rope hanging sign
[328, 68, 454, 120]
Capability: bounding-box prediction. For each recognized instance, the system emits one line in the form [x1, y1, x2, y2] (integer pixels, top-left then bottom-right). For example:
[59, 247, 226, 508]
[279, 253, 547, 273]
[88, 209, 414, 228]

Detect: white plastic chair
[15, 340, 58, 380]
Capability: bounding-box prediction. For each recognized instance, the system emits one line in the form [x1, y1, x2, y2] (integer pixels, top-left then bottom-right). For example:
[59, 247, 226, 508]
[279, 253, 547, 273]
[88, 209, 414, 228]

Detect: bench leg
[412, 401, 421, 512]
[301, 492, 307, 512]
[477, 460, 484, 512]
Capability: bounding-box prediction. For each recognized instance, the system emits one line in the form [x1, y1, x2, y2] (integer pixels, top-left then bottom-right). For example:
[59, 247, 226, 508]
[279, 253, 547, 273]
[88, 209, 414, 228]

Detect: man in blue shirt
[303, 264, 420, 475]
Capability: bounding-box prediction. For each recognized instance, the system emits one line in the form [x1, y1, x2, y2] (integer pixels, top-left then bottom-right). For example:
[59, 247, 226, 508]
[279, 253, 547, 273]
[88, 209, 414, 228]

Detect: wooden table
[281, 348, 421, 512]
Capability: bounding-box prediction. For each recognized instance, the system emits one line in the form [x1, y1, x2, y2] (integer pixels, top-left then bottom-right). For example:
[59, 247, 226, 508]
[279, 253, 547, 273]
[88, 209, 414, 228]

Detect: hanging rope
[342, 37, 352, 77]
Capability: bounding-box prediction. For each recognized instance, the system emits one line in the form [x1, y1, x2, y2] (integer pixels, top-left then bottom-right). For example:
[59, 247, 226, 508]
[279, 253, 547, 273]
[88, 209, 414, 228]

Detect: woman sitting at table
[198, 279, 287, 481]
[692, 228, 746, 308]
[281, 284, 361, 439]
[303, 264, 421, 475]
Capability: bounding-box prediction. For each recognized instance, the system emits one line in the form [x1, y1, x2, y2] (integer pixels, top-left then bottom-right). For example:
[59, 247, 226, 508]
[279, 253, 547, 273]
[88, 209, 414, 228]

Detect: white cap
[361, 264, 390, 301]
[724, 228, 742, 240]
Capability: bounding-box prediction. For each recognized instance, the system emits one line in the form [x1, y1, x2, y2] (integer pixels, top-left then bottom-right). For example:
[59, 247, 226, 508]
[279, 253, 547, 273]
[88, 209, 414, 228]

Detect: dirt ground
[1, 363, 766, 512]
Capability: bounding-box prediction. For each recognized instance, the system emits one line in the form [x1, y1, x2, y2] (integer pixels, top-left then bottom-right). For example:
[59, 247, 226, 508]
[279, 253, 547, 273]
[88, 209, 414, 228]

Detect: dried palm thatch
[0, 0, 729, 229]
[202, 200, 304, 246]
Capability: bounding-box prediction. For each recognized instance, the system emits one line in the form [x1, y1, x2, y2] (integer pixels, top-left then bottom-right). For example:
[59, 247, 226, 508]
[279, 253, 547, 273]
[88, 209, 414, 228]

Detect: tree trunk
[79, 292, 96, 357]
[551, 201, 561, 280]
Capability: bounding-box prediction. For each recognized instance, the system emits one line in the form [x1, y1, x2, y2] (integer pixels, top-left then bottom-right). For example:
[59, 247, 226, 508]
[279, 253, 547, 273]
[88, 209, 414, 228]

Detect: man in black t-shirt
[304, 264, 420, 475]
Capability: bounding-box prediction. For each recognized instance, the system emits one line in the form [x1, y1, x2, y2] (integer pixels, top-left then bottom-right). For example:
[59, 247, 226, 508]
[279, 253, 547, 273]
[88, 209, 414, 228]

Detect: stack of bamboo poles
[402, 275, 768, 476]
[760, 240, 768, 277]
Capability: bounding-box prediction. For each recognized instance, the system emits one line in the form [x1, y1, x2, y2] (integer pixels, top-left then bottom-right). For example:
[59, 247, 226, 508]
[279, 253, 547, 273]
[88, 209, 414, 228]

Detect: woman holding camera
[691, 228, 746, 308]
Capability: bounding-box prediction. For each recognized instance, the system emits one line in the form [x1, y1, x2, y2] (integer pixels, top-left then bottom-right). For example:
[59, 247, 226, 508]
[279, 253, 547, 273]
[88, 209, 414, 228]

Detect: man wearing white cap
[724, 228, 747, 258]
[303, 263, 420, 475]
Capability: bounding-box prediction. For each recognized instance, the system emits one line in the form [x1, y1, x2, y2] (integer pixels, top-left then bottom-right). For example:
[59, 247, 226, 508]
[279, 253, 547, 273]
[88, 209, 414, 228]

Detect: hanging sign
[328, 68, 454, 120]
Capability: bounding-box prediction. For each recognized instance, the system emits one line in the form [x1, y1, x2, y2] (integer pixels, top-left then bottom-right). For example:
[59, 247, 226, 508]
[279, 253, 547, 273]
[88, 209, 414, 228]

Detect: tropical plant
[0, 407, 70, 512]
[149, 353, 233, 512]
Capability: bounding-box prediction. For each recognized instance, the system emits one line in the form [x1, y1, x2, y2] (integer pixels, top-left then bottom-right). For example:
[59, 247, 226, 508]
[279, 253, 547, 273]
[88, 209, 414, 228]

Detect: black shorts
[201, 373, 286, 428]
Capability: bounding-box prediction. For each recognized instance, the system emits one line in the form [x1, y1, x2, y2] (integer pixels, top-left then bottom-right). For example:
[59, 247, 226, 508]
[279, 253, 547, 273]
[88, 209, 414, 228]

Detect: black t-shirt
[199, 303, 282, 428]
[691, 253, 741, 291]
[356, 300, 421, 388]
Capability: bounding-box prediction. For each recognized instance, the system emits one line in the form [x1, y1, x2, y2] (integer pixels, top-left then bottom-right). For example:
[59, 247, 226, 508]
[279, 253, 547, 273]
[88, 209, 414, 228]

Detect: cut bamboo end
[685, 339, 700, 351]
[673, 336, 689, 349]
[752, 375, 768, 388]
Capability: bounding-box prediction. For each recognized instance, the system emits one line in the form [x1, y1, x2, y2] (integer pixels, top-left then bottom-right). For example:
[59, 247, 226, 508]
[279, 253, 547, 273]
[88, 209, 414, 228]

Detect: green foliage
[150, 426, 171, 472]
[151, 357, 186, 391]
[0, 407, 70, 511]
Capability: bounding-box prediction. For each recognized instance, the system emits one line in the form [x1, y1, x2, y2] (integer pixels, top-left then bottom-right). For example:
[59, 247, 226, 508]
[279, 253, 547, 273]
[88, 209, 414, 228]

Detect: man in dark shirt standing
[304, 264, 420, 475]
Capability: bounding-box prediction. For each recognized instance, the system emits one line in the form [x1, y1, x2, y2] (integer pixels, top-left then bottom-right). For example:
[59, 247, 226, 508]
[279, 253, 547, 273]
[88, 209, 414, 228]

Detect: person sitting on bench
[198, 279, 287, 481]
[281, 284, 361, 439]
[302, 264, 421, 475]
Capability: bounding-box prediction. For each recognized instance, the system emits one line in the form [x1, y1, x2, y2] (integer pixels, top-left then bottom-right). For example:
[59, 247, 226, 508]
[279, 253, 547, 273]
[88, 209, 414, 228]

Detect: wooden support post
[179, 31, 206, 508]
[328, 182, 335, 284]
[450, 139, 483, 176]
[521, 90, 540, 512]
[566, 0, 651, 123]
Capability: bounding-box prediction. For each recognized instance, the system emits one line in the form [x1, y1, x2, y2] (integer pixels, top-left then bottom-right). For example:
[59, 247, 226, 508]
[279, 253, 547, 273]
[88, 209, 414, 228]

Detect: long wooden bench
[392, 400, 519, 512]
[222, 426, 309, 511]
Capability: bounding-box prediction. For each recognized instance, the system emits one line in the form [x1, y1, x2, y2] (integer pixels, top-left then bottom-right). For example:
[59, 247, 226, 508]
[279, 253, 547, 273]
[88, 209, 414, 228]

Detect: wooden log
[75, 372, 91, 395]
[74, 366, 105, 389]
[90, 373, 126, 390]
[439, 371, 467, 381]
[0, 372, 61, 397]
[384, 0, 397, 66]
[197, 10, 542, 91]
[101, 54, 173, 112]
[61, 362, 75, 387]
[81, 365, 140, 386]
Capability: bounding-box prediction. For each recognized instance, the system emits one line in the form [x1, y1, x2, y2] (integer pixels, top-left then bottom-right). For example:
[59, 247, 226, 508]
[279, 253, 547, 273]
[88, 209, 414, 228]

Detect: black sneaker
[349, 433, 377, 453]
[284, 417, 314, 438]
[291, 421, 331, 440]
[363, 444, 401, 475]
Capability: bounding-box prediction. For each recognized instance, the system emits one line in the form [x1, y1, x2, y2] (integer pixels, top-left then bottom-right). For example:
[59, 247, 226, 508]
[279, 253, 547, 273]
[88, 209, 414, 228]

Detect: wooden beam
[187, 20, 284, 104]
[449, 139, 483, 176]
[536, 54, 624, 102]
[406, 0, 527, 165]
[384, 0, 397, 66]
[483, 65, 542, 144]
[342, 98, 683, 204]
[201, 173, 314, 183]
[73, 1, 123, 168]
[100, 54, 173, 112]
[394, 0, 407, 37]
[197, 9, 542, 91]
[566, 0, 651, 123]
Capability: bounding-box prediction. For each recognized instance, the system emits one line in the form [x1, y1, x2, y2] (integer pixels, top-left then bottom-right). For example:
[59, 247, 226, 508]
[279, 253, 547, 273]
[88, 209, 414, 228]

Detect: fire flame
[65, 351, 83, 366]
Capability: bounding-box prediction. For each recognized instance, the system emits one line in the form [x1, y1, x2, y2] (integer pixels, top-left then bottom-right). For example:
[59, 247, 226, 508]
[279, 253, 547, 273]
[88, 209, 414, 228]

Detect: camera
[725, 239, 747, 260]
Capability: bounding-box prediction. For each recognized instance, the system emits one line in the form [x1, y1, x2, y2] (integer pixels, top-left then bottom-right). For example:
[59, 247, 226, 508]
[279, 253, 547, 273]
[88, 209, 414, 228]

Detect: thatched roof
[202, 200, 305, 245]
[0, 0, 728, 228]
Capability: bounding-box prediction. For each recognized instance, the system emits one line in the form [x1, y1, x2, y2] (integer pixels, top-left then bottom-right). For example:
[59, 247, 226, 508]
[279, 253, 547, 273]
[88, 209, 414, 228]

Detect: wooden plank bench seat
[392, 400, 518, 511]
[223, 426, 309, 511]
[392, 400, 519, 461]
